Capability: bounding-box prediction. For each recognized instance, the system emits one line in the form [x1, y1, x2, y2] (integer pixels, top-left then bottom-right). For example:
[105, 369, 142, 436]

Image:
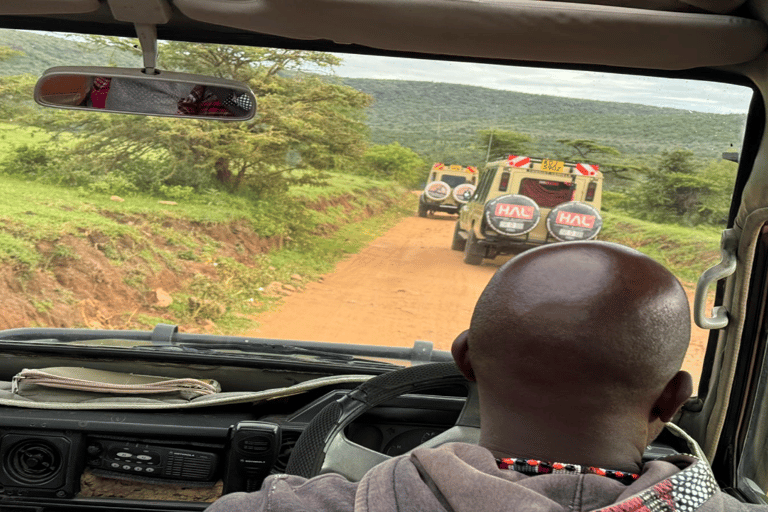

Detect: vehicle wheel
[463, 231, 484, 265]
[284, 362, 479, 481]
[451, 221, 466, 251]
[417, 201, 428, 217]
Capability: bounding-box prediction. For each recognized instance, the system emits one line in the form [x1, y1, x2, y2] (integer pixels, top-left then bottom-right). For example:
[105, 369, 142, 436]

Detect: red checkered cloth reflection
[177, 85, 233, 117]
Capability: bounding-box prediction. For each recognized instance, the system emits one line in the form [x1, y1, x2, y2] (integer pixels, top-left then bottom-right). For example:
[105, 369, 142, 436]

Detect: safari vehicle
[0, 1, 767, 511]
[418, 163, 478, 217]
[453, 155, 604, 264]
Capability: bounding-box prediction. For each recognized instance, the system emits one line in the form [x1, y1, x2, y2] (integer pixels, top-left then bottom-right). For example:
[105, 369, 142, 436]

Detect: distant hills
[0, 29, 138, 76]
[0, 28, 746, 165]
[339, 77, 747, 164]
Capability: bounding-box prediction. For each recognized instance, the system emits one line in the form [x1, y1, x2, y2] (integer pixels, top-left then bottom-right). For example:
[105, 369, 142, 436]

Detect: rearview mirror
[34, 67, 256, 121]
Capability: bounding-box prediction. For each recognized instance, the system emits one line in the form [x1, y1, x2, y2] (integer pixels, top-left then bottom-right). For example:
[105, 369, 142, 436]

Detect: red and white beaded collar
[497, 457, 640, 484]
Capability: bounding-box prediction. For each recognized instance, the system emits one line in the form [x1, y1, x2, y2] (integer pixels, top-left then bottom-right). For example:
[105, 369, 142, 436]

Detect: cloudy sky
[331, 53, 753, 115]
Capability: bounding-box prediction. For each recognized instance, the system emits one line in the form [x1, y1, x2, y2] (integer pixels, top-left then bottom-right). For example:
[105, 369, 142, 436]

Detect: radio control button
[122, 465, 131, 470]
[111, 463, 120, 469]
[145, 468, 155, 473]
[134, 467, 143, 472]
[137, 455, 152, 461]
[117, 452, 132, 458]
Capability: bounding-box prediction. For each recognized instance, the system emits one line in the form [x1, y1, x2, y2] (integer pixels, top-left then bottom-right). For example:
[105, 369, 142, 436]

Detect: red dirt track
[248, 213, 708, 387]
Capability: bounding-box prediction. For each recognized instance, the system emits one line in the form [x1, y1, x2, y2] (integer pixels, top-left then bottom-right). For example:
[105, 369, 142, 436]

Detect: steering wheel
[284, 362, 481, 481]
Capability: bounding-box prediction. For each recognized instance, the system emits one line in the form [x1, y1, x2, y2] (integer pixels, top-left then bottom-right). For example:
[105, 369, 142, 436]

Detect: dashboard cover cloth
[12, 367, 221, 400]
[0, 369, 372, 410]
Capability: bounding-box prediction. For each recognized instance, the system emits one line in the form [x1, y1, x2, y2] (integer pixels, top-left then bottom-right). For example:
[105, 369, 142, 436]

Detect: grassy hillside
[0, 171, 415, 332]
[0, 29, 138, 76]
[341, 78, 746, 165]
[600, 211, 721, 283]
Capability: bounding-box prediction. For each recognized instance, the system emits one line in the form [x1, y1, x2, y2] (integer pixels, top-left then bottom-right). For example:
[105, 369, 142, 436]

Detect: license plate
[499, 221, 524, 230]
[559, 229, 584, 238]
[541, 159, 566, 173]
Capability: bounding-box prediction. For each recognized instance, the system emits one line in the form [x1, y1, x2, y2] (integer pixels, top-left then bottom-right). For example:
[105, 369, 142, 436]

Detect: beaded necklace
[496, 457, 640, 485]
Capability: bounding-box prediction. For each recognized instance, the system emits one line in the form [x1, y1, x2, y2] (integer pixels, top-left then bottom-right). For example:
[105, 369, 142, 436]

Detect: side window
[737, 348, 768, 503]
[476, 168, 496, 202]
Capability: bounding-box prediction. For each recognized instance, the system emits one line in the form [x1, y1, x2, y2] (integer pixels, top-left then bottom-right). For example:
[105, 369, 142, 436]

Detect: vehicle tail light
[498, 172, 510, 191]
[586, 182, 597, 202]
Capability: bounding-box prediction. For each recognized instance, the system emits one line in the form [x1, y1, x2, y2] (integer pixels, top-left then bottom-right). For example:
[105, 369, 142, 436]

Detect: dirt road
[248, 213, 708, 386]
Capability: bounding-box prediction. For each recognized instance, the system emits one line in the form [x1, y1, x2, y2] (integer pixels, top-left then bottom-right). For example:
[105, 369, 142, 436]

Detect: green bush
[360, 142, 426, 187]
[627, 149, 735, 226]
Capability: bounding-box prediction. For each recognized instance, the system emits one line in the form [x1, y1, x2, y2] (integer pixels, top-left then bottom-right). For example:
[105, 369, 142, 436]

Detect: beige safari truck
[418, 163, 479, 217]
[453, 155, 604, 265]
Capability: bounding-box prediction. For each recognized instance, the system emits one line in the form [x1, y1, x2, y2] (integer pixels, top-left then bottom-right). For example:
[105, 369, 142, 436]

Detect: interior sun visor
[174, 0, 768, 70]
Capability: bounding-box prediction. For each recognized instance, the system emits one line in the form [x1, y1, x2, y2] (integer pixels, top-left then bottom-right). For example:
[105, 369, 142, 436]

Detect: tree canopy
[476, 129, 533, 161]
[7, 38, 373, 197]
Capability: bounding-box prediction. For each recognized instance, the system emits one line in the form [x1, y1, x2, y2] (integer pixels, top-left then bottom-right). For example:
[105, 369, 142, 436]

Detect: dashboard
[0, 345, 690, 512]
[0, 387, 463, 510]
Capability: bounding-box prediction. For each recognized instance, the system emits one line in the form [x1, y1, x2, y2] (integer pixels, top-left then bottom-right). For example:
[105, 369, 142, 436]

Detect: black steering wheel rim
[285, 361, 479, 479]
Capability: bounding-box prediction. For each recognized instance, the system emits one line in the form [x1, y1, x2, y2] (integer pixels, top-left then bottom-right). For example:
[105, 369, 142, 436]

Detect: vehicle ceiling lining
[1, 0, 767, 71]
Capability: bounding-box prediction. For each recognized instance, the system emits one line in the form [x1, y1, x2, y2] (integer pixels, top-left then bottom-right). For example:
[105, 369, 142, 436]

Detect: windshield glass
[0, 30, 754, 389]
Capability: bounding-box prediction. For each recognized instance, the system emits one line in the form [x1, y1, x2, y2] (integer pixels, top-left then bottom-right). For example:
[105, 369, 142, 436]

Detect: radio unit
[86, 439, 220, 482]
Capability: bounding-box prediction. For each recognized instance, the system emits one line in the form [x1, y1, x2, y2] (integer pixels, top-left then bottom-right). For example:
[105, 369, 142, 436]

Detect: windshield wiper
[136, 340, 401, 369]
[0, 324, 453, 368]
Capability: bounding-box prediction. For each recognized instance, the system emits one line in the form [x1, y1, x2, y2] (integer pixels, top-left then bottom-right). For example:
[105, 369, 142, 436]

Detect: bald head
[467, 241, 690, 407]
[452, 241, 692, 467]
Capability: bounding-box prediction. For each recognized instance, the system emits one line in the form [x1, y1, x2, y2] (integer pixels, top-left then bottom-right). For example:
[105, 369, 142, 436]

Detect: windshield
[0, 30, 754, 389]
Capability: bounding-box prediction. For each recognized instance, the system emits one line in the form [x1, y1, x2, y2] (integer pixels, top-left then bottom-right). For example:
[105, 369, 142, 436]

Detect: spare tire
[424, 181, 451, 201]
[546, 201, 602, 241]
[484, 195, 540, 236]
[453, 183, 476, 203]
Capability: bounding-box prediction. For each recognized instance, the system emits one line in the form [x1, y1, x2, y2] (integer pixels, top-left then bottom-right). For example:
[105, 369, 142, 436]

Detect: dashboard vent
[272, 430, 301, 474]
[5, 439, 62, 484]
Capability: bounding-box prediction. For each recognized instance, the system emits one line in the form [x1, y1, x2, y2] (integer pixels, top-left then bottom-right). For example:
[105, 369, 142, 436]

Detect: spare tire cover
[453, 183, 476, 203]
[485, 195, 541, 236]
[546, 201, 603, 241]
[424, 181, 451, 201]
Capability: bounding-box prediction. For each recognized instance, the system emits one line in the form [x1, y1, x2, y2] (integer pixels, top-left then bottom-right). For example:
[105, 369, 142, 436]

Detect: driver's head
[452, 241, 692, 454]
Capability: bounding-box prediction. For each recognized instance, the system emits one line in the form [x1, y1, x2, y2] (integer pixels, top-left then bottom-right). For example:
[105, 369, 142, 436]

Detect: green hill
[340, 78, 746, 164]
[0, 29, 138, 76]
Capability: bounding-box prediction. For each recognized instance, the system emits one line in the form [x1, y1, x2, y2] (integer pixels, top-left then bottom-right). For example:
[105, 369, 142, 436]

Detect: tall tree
[476, 129, 532, 162]
[556, 139, 621, 161]
[43, 37, 372, 195]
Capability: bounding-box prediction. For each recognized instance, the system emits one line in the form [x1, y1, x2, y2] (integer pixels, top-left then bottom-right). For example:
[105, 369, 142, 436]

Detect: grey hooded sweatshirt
[205, 443, 765, 512]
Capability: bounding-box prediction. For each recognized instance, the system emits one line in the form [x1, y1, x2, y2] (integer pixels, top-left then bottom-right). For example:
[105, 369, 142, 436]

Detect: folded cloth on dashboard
[11, 367, 221, 400]
[0, 371, 371, 410]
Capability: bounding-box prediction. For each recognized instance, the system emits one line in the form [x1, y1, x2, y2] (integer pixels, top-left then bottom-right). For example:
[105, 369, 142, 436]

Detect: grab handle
[694, 229, 737, 330]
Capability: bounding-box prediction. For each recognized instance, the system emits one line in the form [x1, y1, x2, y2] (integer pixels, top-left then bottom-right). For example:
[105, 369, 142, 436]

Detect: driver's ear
[650, 370, 693, 422]
[451, 330, 475, 382]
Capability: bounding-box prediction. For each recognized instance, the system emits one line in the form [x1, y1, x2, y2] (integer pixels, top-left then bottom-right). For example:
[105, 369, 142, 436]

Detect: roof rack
[491, 155, 602, 177]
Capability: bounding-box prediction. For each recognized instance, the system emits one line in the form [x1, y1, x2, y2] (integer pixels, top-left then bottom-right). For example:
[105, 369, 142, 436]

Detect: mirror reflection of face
[38, 75, 92, 106]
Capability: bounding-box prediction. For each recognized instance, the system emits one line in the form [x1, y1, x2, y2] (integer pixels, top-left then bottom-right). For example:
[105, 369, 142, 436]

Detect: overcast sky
[332, 53, 753, 115]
